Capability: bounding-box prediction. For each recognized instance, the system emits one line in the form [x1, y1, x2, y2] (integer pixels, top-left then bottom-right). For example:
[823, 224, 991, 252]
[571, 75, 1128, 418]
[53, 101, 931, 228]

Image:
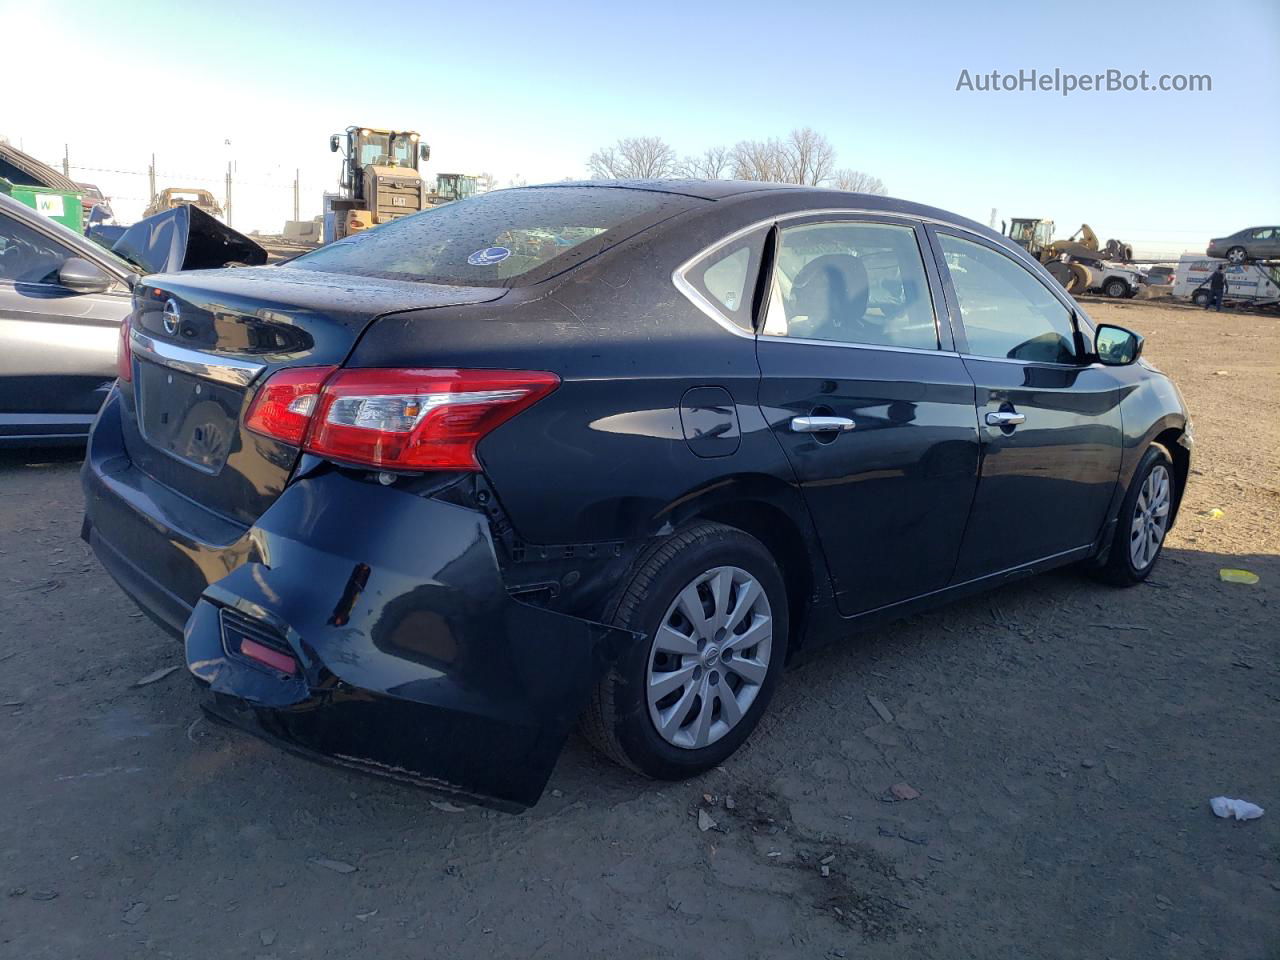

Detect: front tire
[1104, 278, 1129, 298]
[583, 522, 788, 780]
[1094, 445, 1175, 586]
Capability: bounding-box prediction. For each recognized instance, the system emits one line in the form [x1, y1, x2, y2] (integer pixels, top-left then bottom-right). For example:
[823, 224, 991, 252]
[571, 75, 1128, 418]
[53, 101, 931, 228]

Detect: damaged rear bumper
[83, 395, 637, 808]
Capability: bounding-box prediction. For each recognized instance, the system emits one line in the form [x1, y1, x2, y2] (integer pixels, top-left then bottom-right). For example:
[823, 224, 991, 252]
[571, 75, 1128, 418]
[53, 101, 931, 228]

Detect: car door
[0, 209, 129, 439]
[755, 215, 980, 616]
[1252, 227, 1280, 259]
[927, 227, 1123, 581]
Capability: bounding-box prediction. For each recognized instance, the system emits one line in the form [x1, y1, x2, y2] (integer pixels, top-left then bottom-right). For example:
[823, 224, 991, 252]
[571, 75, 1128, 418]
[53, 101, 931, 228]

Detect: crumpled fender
[184, 472, 640, 809]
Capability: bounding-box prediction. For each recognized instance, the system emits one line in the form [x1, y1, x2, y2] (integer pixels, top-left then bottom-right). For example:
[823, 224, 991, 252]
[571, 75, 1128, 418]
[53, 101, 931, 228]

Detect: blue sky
[3, 0, 1277, 255]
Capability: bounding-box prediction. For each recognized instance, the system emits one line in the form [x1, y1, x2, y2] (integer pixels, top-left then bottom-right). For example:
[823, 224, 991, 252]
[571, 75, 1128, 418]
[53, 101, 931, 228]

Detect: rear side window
[762, 221, 939, 350]
[937, 234, 1076, 364]
[293, 187, 693, 286]
[678, 229, 768, 332]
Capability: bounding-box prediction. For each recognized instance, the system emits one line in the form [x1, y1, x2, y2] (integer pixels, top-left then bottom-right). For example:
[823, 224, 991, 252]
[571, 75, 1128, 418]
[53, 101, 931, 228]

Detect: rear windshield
[293, 186, 694, 286]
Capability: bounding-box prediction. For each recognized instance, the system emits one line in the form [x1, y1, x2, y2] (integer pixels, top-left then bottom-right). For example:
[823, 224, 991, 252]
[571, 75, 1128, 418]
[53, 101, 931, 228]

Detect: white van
[1173, 255, 1280, 306]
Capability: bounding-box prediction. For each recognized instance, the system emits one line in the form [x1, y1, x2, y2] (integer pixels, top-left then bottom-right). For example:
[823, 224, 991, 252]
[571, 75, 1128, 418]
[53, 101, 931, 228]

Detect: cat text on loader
[1004, 218, 1135, 294]
[328, 126, 430, 241]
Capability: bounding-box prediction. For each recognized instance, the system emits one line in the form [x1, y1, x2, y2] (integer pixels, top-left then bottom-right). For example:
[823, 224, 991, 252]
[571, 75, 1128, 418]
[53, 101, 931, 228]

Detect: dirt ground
[2, 299, 1277, 960]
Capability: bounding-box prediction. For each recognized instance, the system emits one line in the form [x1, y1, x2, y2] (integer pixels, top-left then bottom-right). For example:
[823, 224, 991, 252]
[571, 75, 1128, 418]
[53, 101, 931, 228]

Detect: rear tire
[1192, 290, 1210, 307]
[1225, 246, 1247, 264]
[582, 522, 788, 780]
[1093, 445, 1175, 586]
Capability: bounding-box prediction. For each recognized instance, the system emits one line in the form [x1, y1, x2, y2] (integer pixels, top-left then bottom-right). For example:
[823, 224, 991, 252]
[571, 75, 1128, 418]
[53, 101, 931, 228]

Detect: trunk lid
[121, 265, 505, 526]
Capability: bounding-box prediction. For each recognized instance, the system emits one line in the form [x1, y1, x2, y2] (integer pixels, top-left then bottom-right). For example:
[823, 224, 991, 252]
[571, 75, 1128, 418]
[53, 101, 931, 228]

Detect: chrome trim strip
[958, 352, 1105, 370]
[130, 329, 266, 387]
[760, 334, 958, 358]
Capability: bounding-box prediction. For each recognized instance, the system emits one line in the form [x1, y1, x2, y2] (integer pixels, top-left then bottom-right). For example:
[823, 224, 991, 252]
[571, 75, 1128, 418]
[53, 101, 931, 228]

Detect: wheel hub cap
[1129, 464, 1171, 570]
[645, 565, 773, 750]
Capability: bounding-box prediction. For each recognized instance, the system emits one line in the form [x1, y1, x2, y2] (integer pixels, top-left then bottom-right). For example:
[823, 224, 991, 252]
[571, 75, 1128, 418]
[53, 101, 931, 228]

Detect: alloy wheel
[1129, 464, 1171, 570]
[646, 565, 773, 749]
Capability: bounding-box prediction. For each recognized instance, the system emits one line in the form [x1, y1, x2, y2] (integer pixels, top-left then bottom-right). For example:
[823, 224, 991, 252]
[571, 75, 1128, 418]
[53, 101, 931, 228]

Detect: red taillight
[243, 367, 559, 471]
[304, 368, 560, 470]
[116, 314, 133, 382]
[244, 366, 337, 446]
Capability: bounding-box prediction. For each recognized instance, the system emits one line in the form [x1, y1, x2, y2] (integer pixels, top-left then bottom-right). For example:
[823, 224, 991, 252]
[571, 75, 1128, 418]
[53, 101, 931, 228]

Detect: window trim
[928, 225, 1095, 368]
[674, 208, 963, 353]
[759, 212, 950, 353]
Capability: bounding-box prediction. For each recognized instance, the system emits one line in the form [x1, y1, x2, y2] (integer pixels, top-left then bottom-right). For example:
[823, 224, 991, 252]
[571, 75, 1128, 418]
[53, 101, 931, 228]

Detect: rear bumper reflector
[238, 637, 298, 675]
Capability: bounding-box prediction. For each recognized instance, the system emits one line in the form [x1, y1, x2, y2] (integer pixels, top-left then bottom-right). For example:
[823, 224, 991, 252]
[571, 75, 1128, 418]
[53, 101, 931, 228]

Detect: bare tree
[505, 173, 528, 188]
[681, 145, 733, 179]
[587, 136, 679, 179]
[730, 128, 837, 185]
[730, 137, 788, 182]
[476, 172, 497, 193]
[831, 168, 887, 195]
[782, 127, 836, 186]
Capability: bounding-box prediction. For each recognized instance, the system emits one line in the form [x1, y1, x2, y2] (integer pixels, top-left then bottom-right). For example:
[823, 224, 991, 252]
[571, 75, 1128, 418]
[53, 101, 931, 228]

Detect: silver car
[1206, 226, 1280, 264]
[1, 193, 267, 445]
[0, 192, 133, 445]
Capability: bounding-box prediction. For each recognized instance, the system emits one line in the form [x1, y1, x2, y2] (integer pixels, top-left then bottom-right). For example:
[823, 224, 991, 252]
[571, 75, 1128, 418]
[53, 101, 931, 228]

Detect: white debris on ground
[1209, 797, 1264, 821]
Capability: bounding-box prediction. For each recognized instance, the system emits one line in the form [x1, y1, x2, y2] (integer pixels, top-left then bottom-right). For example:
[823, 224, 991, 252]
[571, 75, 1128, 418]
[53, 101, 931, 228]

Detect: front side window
[937, 233, 1077, 364]
[0, 215, 70, 284]
[762, 221, 939, 350]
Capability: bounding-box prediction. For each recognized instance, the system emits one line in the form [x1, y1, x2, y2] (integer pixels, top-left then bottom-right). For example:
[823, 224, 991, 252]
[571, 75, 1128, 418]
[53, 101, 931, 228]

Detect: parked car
[78, 183, 114, 224]
[1144, 265, 1176, 286]
[0, 194, 266, 444]
[81, 182, 1192, 809]
[1206, 226, 1280, 264]
[0, 192, 133, 443]
[1085, 262, 1145, 298]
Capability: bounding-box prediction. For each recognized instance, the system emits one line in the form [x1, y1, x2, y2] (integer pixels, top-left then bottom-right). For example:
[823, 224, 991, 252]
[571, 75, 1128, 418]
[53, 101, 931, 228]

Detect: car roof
[526, 179, 805, 200]
[516, 179, 992, 232]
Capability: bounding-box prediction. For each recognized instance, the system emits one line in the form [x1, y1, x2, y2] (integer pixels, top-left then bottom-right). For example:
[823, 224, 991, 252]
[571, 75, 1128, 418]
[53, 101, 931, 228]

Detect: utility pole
[62, 144, 69, 178]
[148, 154, 156, 204]
[293, 168, 299, 222]
[225, 161, 233, 227]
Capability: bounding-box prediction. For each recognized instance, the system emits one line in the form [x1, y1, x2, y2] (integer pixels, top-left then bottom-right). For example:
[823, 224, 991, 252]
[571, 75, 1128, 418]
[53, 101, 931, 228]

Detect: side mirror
[419, 143, 431, 163]
[1094, 323, 1143, 365]
[329, 134, 340, 153]
[58, 257, 112, 294]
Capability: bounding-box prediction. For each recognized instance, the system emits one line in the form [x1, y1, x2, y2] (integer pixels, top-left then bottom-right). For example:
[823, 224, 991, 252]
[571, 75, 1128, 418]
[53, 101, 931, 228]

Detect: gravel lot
[2, 299, 1276, 959]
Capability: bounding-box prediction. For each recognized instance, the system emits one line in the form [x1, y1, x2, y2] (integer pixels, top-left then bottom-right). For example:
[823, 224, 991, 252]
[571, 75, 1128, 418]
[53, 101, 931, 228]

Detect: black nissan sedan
[82, 181, 1191, 808]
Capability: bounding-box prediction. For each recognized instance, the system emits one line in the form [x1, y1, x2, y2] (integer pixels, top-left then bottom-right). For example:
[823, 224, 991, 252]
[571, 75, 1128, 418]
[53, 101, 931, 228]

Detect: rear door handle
[985, 411, 1026, 427]
[791, 416, 856, 433]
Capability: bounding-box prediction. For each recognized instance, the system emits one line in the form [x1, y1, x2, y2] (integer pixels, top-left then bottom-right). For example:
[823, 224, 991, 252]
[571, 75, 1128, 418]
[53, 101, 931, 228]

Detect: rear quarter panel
[345, 203, 832, 621]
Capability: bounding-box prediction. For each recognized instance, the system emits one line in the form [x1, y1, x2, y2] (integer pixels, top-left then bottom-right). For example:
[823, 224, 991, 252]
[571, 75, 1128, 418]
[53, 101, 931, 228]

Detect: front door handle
[791, 416, 856, 433]
[985, 411, 1026, 427]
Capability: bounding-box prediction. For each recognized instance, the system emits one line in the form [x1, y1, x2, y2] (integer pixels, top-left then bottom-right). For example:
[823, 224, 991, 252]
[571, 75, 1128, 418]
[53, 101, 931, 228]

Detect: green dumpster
[0, 177, 84, 232]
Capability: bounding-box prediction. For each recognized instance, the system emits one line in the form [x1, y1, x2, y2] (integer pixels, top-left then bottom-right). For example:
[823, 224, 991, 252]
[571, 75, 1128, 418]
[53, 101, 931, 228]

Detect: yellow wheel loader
[1004, 218, 1135, 294]
[328, 126, 430, 242]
